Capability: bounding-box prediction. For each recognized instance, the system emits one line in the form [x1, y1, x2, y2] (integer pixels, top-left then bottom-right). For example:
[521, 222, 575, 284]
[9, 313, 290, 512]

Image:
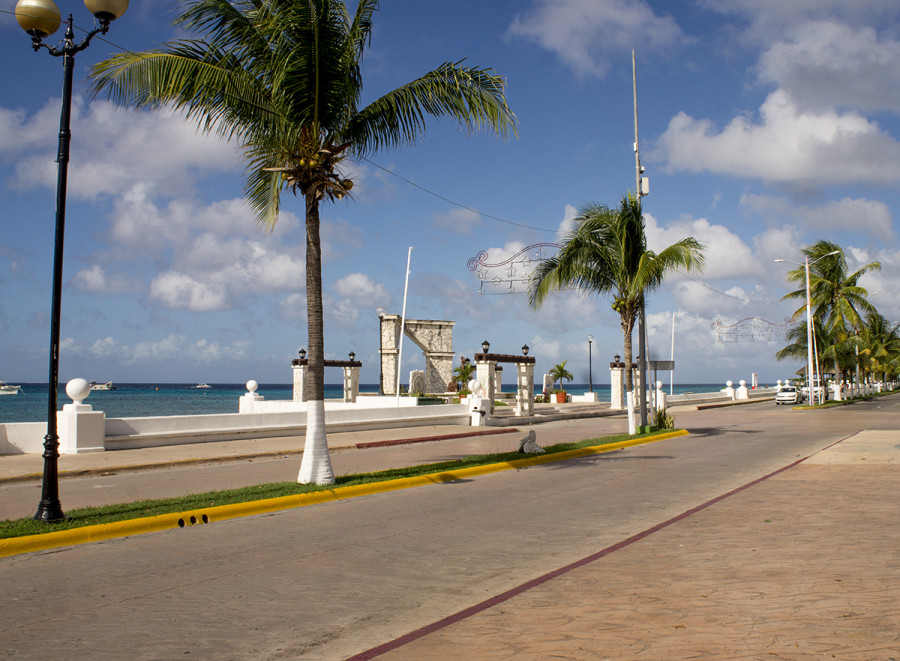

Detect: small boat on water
[193, 383, 212, 389]
[0, 379, 22, 395]
[89, 381, 117, 391]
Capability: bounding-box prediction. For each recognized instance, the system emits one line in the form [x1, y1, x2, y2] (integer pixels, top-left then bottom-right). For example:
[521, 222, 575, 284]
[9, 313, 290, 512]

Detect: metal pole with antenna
[633, 50, 649, 429]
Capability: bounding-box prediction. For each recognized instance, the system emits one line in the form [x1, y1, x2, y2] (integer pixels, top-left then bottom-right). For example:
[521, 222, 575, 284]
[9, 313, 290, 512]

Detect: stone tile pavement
[352, 431, 900, 660]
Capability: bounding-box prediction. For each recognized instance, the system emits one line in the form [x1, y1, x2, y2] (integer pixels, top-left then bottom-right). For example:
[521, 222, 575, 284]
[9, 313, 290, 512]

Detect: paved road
[1, 399, 895, 660]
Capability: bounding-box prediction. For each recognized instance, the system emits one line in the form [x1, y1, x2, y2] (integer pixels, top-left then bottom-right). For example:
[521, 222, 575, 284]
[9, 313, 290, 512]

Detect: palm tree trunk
[623, 327, 634, 392]
[298, 195, 335, 485]
[621, 310, 635, 392]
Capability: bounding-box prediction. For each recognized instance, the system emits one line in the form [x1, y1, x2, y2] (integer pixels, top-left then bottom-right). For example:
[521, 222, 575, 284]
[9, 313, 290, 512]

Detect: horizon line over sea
[0, 382, 734, 424]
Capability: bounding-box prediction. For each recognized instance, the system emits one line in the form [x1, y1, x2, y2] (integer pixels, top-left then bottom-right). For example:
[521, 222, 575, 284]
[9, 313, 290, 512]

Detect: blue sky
[2, 0, 899, 387]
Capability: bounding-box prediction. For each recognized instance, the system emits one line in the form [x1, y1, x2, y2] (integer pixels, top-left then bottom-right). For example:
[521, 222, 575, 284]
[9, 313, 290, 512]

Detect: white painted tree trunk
[297, 399, 334, 484]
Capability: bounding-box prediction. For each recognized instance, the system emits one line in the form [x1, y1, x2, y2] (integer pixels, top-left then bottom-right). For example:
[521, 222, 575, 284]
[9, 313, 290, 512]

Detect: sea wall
[0, 401, 470, 455]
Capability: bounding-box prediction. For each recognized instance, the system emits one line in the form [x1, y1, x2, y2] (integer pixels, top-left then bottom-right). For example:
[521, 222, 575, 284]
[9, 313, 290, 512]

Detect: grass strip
[0, 429, 671, 540]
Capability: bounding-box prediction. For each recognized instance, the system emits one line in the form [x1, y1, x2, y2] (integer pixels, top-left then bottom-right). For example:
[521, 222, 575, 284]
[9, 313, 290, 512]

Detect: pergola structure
[473, 345, 536, 417]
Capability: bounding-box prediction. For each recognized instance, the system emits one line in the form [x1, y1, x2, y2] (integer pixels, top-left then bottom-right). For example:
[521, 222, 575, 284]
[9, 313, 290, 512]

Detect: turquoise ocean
[0, 382, 727, 424]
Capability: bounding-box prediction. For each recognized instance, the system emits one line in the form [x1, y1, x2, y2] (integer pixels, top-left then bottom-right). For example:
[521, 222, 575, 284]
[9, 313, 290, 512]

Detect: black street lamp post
[587, 335, 593, 393]
[15, 0, 128, 522]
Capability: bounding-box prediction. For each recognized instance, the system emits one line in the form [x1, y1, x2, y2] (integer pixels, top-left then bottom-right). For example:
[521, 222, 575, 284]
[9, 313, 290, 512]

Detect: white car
[776, 386, 804, 405]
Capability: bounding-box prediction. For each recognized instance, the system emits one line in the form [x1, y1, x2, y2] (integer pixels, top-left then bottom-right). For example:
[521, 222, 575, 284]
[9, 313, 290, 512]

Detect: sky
[2, 0, 900, 388]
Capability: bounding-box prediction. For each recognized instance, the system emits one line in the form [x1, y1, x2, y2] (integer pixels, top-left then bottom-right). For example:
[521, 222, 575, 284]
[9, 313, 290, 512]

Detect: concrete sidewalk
[0, 424, 522, 483]
[350, 430, 900, 660]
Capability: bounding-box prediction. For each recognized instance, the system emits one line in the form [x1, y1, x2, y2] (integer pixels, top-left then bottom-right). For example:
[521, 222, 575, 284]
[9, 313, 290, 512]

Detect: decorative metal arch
[712, 317, 791, 342]
[467, 243, 561, 295]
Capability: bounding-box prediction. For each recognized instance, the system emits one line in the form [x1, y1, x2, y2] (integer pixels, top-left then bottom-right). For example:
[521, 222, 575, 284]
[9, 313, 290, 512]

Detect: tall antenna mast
[633, 50, 647, 199]
[633, 50, 641, 197]
[633, 49, 649, 429]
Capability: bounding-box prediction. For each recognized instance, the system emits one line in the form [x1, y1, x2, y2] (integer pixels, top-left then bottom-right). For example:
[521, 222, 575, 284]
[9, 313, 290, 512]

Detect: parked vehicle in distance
[800, 376, 828, 403]
[776, 386, 804, 405]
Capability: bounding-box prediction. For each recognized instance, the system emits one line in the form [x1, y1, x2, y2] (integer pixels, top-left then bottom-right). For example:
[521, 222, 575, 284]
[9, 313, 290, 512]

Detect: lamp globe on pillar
[16, 0, 128, 524]
[349, 351, 356, 362]
[298, 347, 307, 361]
[482, 340, 490, 354]
[522, 344, 529, 356]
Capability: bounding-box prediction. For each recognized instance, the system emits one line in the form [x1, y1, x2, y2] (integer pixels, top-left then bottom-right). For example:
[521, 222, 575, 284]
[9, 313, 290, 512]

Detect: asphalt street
[1, 399, 896, 660]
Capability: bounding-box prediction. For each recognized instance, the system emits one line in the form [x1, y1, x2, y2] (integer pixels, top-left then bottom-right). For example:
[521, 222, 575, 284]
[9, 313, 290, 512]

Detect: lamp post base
[34, 500, 65, 523]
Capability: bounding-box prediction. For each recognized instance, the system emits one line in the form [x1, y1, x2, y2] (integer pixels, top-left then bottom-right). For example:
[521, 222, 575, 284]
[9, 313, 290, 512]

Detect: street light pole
[376, 307, 385, 395]
[774, 249, 840, 407]
[15, 0, 128, 522]
[587, 335, 593, 392]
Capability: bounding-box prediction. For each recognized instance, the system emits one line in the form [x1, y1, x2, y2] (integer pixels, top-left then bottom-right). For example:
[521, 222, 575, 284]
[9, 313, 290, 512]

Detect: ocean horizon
[0, 381, 731, 424]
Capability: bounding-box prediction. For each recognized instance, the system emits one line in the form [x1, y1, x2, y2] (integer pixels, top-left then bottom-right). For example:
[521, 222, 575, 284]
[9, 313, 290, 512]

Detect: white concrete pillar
[342, 366, 360, 403]
[475, 360, 496, 416]
[515, 362, 535, 416]
[654, 381, 667, 411]
[724, 380, 735, 400]
[239, 379, 264, 413]
[735, 379, 749, 400]
[609, 359, 625, 410]
[292, 363, 307, 402]
[57, 379, 105, 454]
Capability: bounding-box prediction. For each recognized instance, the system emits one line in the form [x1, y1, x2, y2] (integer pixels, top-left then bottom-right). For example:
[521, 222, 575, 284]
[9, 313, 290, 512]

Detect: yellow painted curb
[0, 430, 688, 558]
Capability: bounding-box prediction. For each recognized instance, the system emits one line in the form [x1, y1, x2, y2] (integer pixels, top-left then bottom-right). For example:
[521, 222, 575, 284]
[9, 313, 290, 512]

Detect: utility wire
[360, 156, 557, 233]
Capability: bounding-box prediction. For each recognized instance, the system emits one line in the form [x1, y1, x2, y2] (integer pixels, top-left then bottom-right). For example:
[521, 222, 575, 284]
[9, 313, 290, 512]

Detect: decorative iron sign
[712, 317, 789, 342]
[467, 243, 561, 295]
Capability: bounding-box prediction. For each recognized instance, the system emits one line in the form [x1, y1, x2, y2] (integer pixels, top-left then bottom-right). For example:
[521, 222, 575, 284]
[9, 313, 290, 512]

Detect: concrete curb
[0, 430, 687, 558]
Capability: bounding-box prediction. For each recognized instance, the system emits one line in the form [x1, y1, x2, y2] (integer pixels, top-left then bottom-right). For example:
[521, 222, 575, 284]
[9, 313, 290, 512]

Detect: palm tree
[529, 195, 704, 392]
[781, 241, 880, 379]
[89, 0, 517, 484]
[548, 360, 574, 392]
[776, 316, 833, 381]
[860, 311, 900, 384]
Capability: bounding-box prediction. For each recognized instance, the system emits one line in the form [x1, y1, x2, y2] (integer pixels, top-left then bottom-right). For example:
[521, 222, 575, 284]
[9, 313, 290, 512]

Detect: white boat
[90, 381, 117, 391]
[0, 381, 21, 395]
[193, 383, 211, 389]
[0, 379, 22, 395]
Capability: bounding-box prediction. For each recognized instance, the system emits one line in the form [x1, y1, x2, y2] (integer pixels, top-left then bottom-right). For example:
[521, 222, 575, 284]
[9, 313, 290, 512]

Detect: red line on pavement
[355, 428, 519, 449]
[345, 432, 858, 661]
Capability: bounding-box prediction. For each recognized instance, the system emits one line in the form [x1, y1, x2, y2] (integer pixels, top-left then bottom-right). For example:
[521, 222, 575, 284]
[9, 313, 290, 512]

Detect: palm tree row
[776, 240, 899, 384]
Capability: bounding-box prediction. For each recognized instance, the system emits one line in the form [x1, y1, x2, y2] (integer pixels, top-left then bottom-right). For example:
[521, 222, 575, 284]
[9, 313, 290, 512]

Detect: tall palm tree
[89, 0, 516, 484]
[781, 240, 880, 379]
[529, 195, 704, 391]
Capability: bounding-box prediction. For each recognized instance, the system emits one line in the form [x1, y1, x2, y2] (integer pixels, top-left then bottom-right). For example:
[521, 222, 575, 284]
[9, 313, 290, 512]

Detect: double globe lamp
[15, 0, 128, 522]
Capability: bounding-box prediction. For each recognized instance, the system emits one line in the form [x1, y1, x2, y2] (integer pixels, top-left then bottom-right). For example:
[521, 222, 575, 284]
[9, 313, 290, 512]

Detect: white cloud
[556, 204, 578, 242]
[278, 293, 308, 320]
[645, 213, 762, 281]
[758, 21, 900, 115]
[507, 0, 684, 77]
[61, 333, 251, 364]
[742, 194, 894, 242]
[329, 272, 391, 327]
[1, 98, 241, 199]
[149, 272, 230, 312]
[433, 208, 481, 235]
[700, 0, 900, 45]
[71, 264, 141, 295]
[656, 89, 900, 188]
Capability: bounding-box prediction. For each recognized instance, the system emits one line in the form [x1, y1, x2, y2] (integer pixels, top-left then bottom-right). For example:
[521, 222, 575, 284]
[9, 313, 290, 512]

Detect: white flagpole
[670, 311, 675, 396]
[396, 247, 413, 404]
